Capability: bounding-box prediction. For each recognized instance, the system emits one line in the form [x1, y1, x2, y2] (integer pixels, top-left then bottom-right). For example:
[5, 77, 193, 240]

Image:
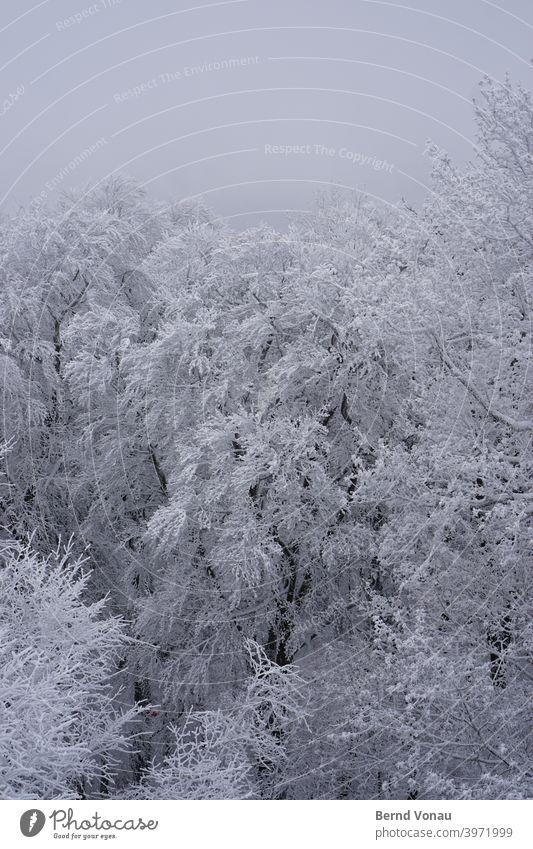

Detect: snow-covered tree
[128, 640, 308, 799]
[0, 539, 139, 799]
[0, 76, 530, 801]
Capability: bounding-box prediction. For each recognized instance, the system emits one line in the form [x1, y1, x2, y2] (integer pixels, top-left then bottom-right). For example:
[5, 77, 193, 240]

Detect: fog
[1, 0, 533, 226]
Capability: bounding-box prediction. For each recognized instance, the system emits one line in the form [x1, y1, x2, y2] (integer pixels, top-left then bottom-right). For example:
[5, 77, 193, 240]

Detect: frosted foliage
[0, 79, 531, 799]
[0, 539, 139, 799]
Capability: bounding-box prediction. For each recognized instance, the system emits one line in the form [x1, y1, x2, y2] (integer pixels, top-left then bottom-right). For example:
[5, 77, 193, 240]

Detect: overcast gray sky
[1, 0, 533, 227]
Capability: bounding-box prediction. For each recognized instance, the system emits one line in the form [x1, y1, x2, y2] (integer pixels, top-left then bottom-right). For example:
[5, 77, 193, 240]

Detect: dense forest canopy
[0, 77, 531, 800]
